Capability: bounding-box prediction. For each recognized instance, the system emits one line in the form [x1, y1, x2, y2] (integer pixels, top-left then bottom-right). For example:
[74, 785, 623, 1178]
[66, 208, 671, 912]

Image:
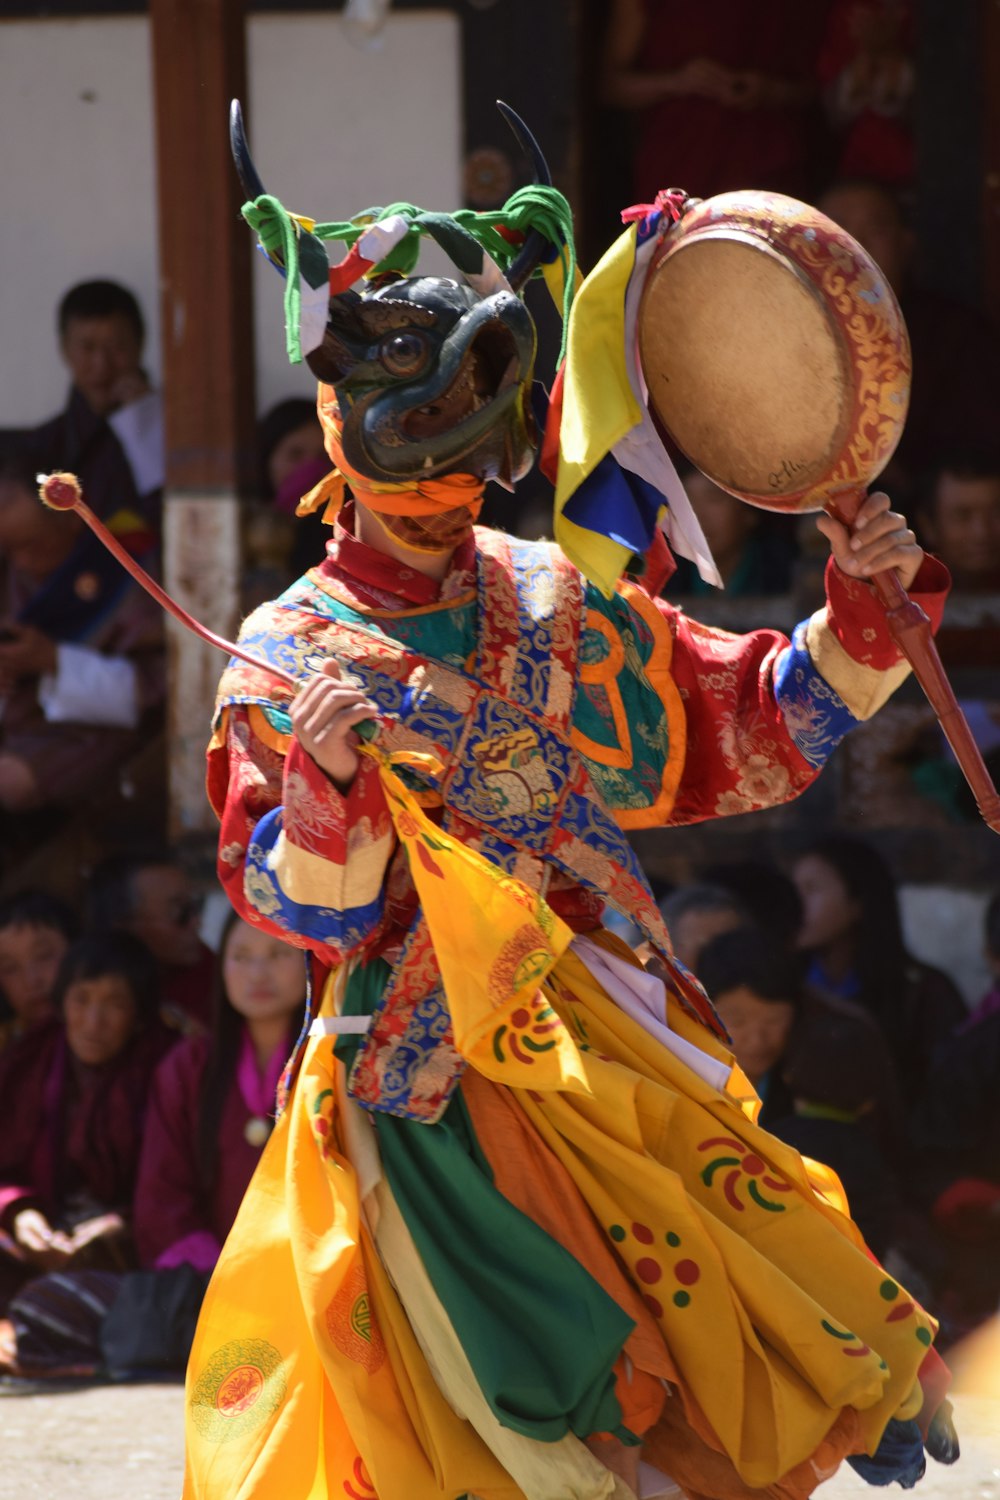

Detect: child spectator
[791, 834, 966, 1108]
[29, 278, 163, 525]
[0, 933, 166, 1331]
[0, 456, 165, 816]
[87, 851, 216, 1033]
[0, 890, 76, 1052]
[913, 451, 1000, 595]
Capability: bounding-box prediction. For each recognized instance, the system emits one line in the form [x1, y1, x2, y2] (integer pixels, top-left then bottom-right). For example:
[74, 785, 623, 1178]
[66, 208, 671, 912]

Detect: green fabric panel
[285, 577, 476, 669]
[376, 1097, 634, 1441]
[375, 601, 476, 669]
[335, 961, 634, 1441]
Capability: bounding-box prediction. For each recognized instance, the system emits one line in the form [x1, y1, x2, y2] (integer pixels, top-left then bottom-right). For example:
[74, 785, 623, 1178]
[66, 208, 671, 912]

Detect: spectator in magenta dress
[134, 909, 307, 1274]
[0, 933, 166, 1313]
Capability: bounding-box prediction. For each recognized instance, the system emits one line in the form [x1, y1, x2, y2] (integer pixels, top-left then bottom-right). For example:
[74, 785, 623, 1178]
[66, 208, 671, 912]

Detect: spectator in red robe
[0, 932, 166, 1316]
[817, 0, 915, 185]
[601, 0, 832, 204]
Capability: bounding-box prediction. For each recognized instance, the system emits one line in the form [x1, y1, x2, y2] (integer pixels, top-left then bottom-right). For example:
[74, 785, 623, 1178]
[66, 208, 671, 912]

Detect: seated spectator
[135, 909, 305, 1275]
[666, 466, 798, 597]
[912, 451, 1000, 595]
[791, 833, 967, 1108]
[696, 926, 801, 1121]
[698, 922, 906, 1153]
[0, 890, 76, 1052]
[0, 457, 165, 815]
[657, 882, 749, 972]
[0, 933, 166, 1328]
[28, 279, 163, 525]
[0, 910, 305, 1379]
[87, 851, 216, 1034]
[767, 1006, 904, 1259]
[816, 181, 1000, 499]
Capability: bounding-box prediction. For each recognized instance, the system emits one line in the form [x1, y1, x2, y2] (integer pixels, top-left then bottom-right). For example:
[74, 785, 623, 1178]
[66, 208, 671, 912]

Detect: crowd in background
[0, 0, 998, 1385]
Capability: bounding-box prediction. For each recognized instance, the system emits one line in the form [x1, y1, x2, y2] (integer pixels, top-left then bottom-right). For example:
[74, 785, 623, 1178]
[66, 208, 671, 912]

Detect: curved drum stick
[37, 472, 300, 694]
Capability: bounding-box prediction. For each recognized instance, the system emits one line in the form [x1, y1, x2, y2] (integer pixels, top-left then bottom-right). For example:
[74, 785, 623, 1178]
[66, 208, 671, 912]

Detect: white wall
[247, 12, 462, 416]
[0, 18, 160, 428]
[900, 884, 992, 1010]
[0, 12, 461, 429]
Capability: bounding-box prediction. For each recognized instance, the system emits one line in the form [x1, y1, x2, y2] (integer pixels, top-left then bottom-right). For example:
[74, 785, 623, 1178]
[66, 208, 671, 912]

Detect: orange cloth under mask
[297, 383, 485, 525]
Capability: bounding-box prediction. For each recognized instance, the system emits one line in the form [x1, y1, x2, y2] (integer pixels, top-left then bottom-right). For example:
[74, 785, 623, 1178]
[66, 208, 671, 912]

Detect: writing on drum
[769, 457, 816, 491]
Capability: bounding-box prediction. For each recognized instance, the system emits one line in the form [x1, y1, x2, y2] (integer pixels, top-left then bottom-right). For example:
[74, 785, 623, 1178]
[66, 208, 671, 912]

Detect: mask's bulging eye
[380, 331, 428, 376]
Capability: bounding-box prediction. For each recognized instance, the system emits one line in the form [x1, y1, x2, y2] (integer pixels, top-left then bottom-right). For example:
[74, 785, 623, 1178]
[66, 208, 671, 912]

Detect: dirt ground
[3, 1345, 998, 1500]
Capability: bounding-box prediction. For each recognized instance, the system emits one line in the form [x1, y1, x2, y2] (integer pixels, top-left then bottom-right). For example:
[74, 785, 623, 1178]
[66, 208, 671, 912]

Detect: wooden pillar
[149, 0, 256, 840]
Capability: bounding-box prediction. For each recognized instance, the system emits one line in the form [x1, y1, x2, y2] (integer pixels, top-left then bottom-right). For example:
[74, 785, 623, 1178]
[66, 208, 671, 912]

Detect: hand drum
[637, 190, 911, 515]
[637, 189, 1000, 832]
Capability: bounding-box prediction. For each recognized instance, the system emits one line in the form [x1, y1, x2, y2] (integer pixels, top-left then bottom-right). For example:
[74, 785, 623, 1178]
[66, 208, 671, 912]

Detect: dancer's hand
[291, 660, 377, 790]
[816, 491, 924, 590]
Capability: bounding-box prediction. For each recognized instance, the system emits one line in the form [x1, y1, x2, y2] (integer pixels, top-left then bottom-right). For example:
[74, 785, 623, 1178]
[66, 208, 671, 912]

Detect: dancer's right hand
[291, 660, 377, 789]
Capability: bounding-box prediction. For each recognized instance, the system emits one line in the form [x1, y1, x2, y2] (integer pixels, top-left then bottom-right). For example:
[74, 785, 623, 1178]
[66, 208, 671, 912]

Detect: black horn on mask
[230, 98, 267, 205]
[495, 101, 557, 292]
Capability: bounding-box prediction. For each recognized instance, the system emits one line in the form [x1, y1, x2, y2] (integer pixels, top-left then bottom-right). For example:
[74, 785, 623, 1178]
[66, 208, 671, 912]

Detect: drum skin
[638, 191, 911, 514]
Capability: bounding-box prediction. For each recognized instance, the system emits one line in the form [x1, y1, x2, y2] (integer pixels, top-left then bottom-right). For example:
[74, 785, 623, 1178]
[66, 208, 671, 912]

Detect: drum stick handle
[37, 472, 300, 694]
[827, 492, 1000, 833]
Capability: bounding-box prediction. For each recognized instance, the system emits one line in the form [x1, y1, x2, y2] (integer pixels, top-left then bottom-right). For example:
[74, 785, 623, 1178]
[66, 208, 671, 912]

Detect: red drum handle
[827, 490, 1000, 833]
